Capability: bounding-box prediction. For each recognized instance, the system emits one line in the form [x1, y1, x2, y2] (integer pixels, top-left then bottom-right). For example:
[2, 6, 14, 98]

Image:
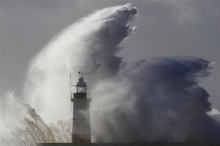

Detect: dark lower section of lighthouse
[72, 134, 91, 143]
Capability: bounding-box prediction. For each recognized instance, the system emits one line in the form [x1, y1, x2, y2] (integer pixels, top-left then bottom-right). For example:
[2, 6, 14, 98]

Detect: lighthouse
[71, 72, 91, 143]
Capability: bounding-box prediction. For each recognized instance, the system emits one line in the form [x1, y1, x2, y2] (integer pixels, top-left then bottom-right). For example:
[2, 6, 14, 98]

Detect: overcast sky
[0, 0, 219, 110]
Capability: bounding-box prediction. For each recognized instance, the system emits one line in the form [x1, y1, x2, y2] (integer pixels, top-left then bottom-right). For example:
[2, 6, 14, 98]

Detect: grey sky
[0, 0, 219, 109]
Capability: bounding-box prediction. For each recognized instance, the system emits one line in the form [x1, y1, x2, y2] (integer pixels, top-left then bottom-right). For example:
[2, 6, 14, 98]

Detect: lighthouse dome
[77, 77, 87, 86]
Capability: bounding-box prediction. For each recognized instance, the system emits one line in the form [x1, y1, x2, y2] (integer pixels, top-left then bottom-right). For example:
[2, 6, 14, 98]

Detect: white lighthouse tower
[71, 72, 91, 143]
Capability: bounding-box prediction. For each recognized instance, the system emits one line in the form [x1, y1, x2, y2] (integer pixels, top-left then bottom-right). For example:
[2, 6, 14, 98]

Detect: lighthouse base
[72, 134, 91, 143]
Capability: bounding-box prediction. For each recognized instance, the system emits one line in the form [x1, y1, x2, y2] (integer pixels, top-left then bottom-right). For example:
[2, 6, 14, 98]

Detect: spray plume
[0, 3, 220, 145]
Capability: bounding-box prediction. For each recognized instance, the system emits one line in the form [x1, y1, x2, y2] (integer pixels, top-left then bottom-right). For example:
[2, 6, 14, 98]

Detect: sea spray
[24, 3, 137, 124]
[1, 3, 138, 145]
[91, 57, 220, 142]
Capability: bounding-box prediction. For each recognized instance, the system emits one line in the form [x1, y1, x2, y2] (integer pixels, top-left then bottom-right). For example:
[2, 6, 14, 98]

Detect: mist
[0, 3, 220, 145]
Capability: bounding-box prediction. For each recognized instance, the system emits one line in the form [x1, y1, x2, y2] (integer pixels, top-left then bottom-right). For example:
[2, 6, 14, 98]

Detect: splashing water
[1, 3, 220, 146]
